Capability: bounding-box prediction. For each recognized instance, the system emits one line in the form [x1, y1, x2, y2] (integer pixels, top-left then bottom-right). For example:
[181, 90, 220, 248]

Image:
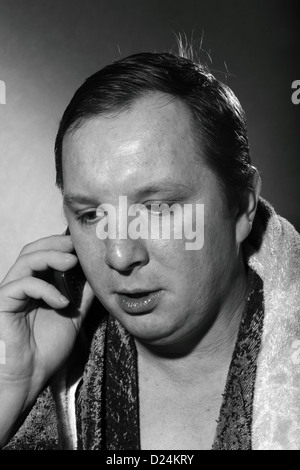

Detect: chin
[124, 317, 182, 346]
[104, 299, 184, 343]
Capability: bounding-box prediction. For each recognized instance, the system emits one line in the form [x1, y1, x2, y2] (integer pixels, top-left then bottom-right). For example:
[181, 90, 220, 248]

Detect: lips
[116, 289, 163, 314]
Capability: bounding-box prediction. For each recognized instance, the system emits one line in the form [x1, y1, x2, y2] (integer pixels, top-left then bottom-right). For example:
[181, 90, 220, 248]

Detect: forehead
[62, 93, 207, 198]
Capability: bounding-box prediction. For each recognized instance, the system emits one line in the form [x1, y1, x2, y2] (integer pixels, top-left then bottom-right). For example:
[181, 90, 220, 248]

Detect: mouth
[116, 289, 163, 314]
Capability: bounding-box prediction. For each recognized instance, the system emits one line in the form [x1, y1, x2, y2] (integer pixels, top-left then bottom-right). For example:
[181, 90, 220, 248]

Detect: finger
[19, 234, 74, 256]
[1, 251, 78, 286]
[0, 277, 70, 313]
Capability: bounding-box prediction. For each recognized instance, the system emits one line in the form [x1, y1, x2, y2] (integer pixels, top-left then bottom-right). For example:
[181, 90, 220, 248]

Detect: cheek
[200, 209, 238, 284]
[147, 238, 192, 273]
[206, 195, 237, 254]
[167, 214, 237, 287]
[71, 233, 109, 287]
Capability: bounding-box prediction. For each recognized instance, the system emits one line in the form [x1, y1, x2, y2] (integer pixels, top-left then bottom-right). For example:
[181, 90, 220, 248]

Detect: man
[0, 50, 299, 450]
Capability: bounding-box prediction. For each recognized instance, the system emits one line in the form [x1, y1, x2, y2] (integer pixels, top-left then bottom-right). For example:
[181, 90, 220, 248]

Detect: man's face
[62, 93, 240, 348]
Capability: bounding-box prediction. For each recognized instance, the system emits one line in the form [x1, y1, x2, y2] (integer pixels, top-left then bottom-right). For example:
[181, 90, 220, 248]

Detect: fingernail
[60, 294, 70, 304]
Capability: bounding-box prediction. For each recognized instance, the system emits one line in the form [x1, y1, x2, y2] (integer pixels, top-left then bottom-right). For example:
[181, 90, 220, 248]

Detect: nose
[104, 237, 149, 273]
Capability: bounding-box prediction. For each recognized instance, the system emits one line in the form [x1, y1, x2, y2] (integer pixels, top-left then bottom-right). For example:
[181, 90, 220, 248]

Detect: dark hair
[55, 51, 255, 205]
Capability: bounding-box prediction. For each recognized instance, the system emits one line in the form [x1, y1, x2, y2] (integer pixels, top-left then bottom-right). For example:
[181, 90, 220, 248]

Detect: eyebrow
[63, 179, 192, 208]
[136, 180, 192, 199]
[63, 194, 101, 208]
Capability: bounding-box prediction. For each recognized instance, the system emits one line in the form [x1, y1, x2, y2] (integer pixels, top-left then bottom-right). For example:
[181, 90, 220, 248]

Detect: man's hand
[0, 233, 94, 446]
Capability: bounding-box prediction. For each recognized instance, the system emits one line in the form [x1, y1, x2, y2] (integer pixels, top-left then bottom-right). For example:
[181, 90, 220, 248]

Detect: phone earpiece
[53, 226, 86, 308]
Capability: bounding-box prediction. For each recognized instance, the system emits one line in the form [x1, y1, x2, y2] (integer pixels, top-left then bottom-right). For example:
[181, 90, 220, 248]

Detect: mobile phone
[53, 227, 86, 308]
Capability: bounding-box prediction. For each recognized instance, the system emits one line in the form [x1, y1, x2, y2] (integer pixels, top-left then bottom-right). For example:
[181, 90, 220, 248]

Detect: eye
[77, 210, 105, 226]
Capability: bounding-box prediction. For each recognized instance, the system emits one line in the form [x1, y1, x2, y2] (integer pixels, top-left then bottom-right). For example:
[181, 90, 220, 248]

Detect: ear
[235, 168, 261, 244]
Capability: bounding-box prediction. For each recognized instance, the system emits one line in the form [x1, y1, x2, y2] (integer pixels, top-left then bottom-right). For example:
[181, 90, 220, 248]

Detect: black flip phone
[53, 227, 86, 308]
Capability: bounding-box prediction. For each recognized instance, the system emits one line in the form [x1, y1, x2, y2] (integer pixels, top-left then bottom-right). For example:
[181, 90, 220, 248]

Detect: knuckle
[21, 275, 33, 285]
[19, 242, 34, 256]
[17, 252, 27, 262]
[15, 252, 32, 268]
